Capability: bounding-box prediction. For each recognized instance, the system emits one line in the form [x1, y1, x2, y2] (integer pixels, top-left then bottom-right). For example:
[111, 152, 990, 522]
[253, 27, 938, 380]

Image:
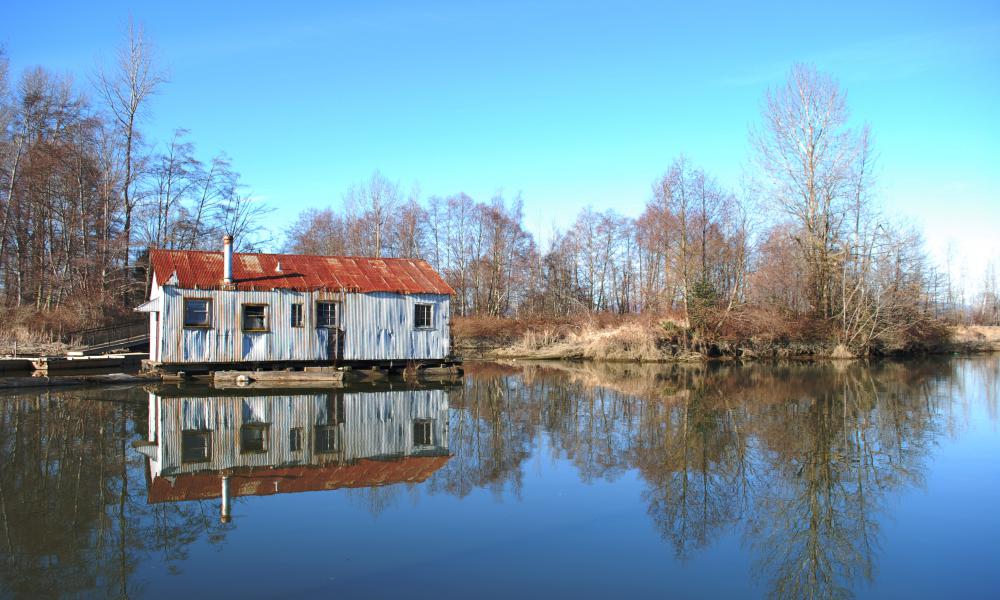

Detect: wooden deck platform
[32, 353, 147, 373]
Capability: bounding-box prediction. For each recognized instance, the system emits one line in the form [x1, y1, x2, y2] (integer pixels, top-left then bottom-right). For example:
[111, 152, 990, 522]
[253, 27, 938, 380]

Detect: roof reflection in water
[138, 387, 450, 517]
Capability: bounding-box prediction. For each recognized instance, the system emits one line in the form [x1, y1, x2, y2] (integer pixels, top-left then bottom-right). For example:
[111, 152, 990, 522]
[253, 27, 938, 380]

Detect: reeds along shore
[453, 315, 1000, 362]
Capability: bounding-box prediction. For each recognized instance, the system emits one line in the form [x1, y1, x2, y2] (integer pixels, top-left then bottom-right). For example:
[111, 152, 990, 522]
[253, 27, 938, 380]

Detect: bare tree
[344, 170, 400, 258]
[284, 207, 349, 255]
[753, 64, 861, 318]
[96, 20, 165, 276]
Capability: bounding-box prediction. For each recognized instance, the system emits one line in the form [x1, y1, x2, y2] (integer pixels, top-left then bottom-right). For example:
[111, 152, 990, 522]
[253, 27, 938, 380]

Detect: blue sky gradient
[4, 1, 999, 285]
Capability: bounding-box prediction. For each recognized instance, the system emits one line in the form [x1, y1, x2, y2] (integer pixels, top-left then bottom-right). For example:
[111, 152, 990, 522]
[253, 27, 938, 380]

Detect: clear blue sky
[4, 1, 999, 286]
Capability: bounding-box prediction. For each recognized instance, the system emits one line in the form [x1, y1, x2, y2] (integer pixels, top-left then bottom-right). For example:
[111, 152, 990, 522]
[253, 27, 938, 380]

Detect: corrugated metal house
[137, 236, 455, 366]
[140, 388, 450, 507]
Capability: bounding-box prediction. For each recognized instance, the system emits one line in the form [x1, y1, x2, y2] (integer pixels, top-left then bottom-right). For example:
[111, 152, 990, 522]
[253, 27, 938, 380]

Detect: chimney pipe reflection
[220, 476, 231, 523]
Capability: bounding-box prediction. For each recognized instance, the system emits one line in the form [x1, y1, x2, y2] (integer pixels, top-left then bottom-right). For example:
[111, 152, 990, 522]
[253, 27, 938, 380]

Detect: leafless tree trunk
[96, 20, 164, 289]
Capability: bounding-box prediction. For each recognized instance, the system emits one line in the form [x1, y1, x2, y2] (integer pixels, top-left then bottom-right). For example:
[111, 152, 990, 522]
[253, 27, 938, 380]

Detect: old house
[136, 236, 455, 368]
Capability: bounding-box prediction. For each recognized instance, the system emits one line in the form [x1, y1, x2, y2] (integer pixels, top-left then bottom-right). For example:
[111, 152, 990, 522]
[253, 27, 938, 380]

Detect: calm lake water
[1, 356, 998, 599]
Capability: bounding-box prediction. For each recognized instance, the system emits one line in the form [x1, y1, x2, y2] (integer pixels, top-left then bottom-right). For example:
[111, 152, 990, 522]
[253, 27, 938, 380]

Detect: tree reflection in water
[443, 359, 991, 599]
[0, 388, 230, 598]
[0, 357, 994, 598]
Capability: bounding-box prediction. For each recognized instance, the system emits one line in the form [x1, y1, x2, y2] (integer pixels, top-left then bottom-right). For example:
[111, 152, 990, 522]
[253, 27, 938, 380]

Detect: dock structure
[0, 353, 149, 379]
[137, 235, 463, 377]
[32, 353, 147, 373]
[213, 366, 345, 385]
[0, 358, 35, 374]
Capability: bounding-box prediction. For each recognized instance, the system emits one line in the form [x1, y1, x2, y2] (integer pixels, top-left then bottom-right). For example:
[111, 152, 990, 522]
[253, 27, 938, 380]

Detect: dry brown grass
[0, 304, 131, 356]
[0, 326, 71, 356]
[486, 313, 692, 362]
[576, 321, 667, 361]
[949, 325, 1000, 352]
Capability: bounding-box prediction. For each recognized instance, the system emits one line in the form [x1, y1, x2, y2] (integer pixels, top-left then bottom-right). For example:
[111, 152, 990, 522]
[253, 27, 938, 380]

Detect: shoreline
[456, 325, 1000, 364]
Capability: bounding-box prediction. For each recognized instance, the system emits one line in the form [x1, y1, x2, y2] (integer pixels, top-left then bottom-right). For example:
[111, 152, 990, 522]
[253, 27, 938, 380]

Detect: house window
[326, 396, 345, 425]
[181, 431, 211, 463]
[290, 303, 304, 328]
[242, 304, 268, 332]
[289, 427, 303, 452]
[317, 302, 338, 329]
[315, 425, 340, 453]
[240, 424, 269, 453]
[414, 304, 433, 329]
[183, 299, 212, 328]
[413, 419, 433, 446]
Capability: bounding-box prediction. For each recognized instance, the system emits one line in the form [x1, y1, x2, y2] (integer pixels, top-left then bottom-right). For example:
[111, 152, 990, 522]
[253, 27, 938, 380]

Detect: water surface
[1, 357, 997, 598]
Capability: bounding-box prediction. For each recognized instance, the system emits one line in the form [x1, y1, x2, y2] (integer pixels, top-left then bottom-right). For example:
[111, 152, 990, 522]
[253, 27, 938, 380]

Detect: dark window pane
[242, 305, 267, 331]
[241, 424, 268, 453]
[182, 431, 211, 462]
[415, 304, 432, 328]
[291, 304, 303, 327]
[315, 425, 340, 453]
[414, 419, 433, 445]
[324, 395, 345, 425]
[317, 302, 337, 328]
[184, 299, 211, 327]
[289, 427, 302, 452]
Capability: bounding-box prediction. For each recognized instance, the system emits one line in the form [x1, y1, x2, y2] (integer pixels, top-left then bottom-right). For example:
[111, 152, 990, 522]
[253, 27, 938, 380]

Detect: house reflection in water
[137, 388, 451, 521]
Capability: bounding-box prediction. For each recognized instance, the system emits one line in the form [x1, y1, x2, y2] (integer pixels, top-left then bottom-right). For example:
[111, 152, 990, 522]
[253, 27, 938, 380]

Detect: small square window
[317, 302, 338, 329]
[290, 303, 304, 328]
[315, 425, 340, 453]
[413, 419, 433, 446]
[183, 299, 212, 328]
[182, 431, 211, 463]
[242, 304, 268, 332]
[414, 304, 433, 329]
[240, 424, 269, 453]
[289, 427, 303, 452]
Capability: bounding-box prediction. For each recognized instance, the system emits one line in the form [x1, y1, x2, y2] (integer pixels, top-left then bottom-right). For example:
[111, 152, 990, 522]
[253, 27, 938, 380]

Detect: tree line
[0, 24, 269, 331]
[285, 65, 995, 350]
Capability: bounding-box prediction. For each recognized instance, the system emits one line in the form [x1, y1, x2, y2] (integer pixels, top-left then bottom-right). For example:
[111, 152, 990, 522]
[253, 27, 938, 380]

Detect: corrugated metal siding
[159, 287, 450, 363]
[149, 389, 449, 477]
[341, 391, 449, 459]
[340, 292, 450, 361]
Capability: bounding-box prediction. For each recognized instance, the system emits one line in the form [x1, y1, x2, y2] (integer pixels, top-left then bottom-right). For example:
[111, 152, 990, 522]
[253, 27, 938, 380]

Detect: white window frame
[316, 301, 339, 329]
[183, 298, 212, 328]
[414, 303, 433, 329]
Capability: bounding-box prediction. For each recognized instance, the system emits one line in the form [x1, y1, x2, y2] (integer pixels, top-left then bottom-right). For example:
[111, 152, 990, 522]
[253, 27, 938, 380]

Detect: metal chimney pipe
[223, 234, 233, 284]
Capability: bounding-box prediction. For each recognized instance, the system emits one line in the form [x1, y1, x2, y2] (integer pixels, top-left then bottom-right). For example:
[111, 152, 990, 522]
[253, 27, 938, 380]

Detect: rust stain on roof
[150, 249, 455, 295]
[147, 455, 451, 503]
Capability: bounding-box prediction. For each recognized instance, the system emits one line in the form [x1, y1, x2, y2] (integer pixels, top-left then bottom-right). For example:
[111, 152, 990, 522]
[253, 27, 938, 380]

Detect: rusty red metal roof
[149, 249, 454, 294]
[147, 455, 451, 503]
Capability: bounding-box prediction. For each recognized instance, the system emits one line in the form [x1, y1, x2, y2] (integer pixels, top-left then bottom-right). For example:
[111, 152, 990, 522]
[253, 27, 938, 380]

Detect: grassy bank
[454, 314, 997, 362]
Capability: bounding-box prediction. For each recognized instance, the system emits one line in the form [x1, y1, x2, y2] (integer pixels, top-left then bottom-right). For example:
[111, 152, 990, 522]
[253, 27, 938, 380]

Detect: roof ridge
[149, 248, 429, 263]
